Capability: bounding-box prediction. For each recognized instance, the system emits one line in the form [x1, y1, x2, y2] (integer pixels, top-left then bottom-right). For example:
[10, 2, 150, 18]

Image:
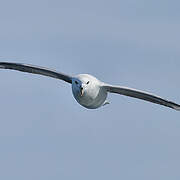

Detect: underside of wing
[0, 62, 72, 84]
[104, 84, 180, 111]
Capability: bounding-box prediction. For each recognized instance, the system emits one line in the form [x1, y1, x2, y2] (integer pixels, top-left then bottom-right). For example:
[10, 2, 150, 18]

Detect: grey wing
[0, 62, 72, 84]
[103, 84, 180, 111]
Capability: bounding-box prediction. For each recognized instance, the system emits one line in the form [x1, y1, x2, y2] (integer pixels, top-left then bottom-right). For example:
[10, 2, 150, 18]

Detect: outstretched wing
[0, 62, 72, 84]
[103, 84, 180, 111]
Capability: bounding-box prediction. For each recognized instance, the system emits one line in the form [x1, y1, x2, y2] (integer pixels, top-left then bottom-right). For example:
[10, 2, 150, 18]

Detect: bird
[0, 62, 179, 111]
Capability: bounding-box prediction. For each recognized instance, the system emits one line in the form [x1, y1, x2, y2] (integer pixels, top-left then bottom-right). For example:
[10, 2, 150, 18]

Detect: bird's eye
[87, 81, 90, 84]
[75, 81, 78, 84]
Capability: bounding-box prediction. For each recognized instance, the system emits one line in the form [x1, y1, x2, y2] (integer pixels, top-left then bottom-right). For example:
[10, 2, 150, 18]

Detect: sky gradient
[0, 0, 180, 179]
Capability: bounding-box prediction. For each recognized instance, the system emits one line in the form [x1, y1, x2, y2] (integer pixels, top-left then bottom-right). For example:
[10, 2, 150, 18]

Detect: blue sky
[0, 0, 180, 179]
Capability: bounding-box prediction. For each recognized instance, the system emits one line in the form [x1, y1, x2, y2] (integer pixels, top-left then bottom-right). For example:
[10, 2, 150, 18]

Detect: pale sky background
[0, 0, 180, 179]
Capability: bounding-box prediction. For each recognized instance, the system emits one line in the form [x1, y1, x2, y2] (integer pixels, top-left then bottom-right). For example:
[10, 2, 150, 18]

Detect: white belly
[73, 86, 107, 109]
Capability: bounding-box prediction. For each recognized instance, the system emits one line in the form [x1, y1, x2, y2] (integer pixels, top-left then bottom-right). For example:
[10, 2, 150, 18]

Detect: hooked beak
[80, 87, 84, 96]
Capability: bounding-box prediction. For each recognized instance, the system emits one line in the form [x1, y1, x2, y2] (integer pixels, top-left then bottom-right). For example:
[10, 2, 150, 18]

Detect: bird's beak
[80, 87, 84, 96]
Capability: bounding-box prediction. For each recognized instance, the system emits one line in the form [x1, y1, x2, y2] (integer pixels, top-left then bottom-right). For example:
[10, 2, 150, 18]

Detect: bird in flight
[0, 62, 179, 111]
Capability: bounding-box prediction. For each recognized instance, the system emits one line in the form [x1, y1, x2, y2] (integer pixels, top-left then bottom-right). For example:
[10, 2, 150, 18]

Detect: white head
[72, 74, 99, 96]
[71, 74, 104, 108]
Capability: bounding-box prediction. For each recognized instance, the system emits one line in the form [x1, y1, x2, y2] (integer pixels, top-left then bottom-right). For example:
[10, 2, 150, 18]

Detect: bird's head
[72, 75, 92, 97]
[72, 74, 100, 97]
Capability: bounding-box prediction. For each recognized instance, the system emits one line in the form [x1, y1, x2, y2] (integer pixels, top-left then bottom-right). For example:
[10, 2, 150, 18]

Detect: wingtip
[174, 107, 180, 111]
[171, 104, 180, 111]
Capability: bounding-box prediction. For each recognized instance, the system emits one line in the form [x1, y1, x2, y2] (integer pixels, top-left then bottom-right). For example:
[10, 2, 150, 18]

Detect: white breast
[74, 86, 107, 109]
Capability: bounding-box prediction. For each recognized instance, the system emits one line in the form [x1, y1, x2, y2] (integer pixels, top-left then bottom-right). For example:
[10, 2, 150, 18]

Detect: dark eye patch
[75, 81, 78, 84]
[87, 81, 90, 84]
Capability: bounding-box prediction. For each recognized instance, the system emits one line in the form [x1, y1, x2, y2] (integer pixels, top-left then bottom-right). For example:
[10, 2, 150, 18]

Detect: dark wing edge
[0, 62, 72, 84]
[103, 84, 180, 111]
